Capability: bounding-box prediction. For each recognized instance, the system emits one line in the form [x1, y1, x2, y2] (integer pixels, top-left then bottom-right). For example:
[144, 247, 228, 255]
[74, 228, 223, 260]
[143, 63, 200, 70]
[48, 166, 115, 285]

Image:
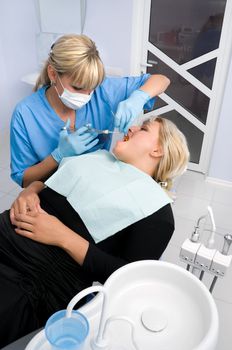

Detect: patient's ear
[150, 146, 163, 158]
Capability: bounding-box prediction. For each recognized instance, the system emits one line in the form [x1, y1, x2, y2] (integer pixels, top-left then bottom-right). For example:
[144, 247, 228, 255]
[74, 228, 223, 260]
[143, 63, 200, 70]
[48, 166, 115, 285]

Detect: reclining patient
[0, 116, 189, 347]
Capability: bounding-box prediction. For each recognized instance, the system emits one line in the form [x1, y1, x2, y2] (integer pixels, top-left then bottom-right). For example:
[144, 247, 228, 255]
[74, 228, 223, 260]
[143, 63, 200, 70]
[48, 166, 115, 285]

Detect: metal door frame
[130, 0, 232, 173]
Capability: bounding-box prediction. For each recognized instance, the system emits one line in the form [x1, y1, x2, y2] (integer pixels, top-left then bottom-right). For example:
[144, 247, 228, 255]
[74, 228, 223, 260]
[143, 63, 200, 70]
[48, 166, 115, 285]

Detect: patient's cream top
[45, 150, 172, 243]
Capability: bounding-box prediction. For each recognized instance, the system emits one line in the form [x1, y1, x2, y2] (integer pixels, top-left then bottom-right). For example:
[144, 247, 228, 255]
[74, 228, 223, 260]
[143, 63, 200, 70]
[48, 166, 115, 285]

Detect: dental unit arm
[180, 206, 232, 293]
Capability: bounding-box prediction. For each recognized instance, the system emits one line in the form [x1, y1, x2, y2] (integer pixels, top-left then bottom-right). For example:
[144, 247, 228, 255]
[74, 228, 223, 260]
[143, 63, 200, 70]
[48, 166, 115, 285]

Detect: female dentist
[10, 34, 170, 187]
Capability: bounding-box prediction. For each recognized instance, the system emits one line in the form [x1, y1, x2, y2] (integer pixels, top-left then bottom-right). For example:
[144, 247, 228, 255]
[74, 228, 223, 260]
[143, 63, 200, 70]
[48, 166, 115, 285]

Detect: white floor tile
[214, 299, 232, 350]
[176, 170, 215, 201]
[172, 193, 210, 222]
[210, 202, 232, 233]
[171, 175, 183, 192]
[162, 242, 186, 269]
[181, 169, 205, 181]
[169, 215, 196, 248]
[213, 185, 232, 206]
[202, 265, 232, 304]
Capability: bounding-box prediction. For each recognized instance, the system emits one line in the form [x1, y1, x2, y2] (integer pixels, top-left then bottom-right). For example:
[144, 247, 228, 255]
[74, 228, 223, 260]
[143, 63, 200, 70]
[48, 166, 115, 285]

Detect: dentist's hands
[114, 89, 151, 133]
[51, 119, 99, 163]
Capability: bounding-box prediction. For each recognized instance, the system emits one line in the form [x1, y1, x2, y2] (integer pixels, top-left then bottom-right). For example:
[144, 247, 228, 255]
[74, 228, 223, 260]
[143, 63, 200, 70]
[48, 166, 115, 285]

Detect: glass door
[139, 0, 232, 172]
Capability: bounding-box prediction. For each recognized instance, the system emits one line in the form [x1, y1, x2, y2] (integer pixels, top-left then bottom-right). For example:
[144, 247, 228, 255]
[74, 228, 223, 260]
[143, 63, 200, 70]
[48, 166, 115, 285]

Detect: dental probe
[90, 128, 121, 134]
[85, 124, 121, 134]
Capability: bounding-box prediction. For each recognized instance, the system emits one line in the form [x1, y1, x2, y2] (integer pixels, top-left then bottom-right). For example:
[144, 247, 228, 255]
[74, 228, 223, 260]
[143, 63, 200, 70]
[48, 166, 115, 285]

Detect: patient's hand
[10, 181, 44, 225]
[13, 209, 73, 248]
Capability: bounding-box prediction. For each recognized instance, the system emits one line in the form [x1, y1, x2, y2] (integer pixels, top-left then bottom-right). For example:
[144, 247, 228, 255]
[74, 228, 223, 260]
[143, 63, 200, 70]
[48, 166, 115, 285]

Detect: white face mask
[55, 76, 92, 110]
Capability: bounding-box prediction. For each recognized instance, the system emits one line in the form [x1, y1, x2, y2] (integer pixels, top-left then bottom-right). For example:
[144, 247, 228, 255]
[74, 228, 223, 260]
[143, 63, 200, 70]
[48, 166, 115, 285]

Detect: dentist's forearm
[23, 155, 58, 187]
[25, 180, 46, 193]
[140, 74, 170, 97]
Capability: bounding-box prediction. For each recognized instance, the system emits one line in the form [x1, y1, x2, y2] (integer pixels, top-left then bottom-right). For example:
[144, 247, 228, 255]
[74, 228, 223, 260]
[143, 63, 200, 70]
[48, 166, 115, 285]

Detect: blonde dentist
[10, 34, 170, 188]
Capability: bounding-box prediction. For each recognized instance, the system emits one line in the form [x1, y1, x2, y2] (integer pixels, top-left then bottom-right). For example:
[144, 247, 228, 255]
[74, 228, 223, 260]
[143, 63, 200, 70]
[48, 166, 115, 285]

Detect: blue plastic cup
[45, 310, 89, 350]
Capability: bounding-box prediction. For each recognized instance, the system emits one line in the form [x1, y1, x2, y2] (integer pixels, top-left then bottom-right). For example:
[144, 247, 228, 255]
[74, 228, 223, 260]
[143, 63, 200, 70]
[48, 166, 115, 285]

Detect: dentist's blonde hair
[34, 34, 105, 91]
[145, 116, 189, 191]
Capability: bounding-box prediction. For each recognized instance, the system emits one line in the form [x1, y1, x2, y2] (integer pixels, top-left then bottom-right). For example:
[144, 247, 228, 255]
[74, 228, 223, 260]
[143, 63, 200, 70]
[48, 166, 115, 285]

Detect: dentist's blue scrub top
[10, 74, 155, 186]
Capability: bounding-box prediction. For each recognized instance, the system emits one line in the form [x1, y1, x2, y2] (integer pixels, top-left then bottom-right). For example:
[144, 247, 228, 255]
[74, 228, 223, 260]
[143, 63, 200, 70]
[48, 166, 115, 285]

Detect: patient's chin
[112, 141, 124, 158]
[114, 139, 124, 148]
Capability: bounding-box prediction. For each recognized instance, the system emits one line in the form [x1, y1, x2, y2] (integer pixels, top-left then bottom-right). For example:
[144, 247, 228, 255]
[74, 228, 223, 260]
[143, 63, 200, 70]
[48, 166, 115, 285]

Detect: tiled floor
[0, 127, 232, 349]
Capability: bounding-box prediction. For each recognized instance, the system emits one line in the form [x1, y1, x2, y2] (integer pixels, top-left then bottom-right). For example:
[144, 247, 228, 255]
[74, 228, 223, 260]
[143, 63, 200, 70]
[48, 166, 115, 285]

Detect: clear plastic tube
[206, 206, 216, 249]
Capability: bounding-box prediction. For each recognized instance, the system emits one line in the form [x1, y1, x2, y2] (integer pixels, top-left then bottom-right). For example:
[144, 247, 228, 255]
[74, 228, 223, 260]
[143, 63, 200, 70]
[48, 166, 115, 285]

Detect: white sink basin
[26, 260, 219, 350]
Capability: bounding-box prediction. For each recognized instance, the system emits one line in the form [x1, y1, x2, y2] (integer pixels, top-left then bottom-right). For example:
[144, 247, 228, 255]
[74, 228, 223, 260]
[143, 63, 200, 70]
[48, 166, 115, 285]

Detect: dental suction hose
[206, 206, 216, 249]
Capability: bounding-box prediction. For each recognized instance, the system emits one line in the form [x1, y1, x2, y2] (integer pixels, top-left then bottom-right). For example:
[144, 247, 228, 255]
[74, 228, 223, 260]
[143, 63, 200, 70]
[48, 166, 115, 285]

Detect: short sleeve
[101, 74, 155, 113]
[10, 108, 38, 186]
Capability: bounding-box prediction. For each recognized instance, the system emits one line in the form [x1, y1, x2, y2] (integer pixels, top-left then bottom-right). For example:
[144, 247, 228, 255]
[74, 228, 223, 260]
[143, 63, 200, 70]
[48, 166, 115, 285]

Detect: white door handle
[140, 60, 158, 68]
[141, 63, 154, 67]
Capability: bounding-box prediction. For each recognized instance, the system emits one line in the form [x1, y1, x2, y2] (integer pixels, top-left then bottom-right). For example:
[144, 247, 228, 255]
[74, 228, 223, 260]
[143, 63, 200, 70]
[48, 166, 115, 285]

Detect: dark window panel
[149, 0, 226, 65]
[153, 110, 204, 164]
[147, 51, 210, 124]
[145, 96, 167, 114]
[188, 58, 216, 89]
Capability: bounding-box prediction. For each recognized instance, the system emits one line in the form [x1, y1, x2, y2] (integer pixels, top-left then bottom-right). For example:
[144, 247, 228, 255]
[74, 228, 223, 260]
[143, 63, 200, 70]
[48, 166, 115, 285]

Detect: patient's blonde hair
[34, 34, 105, 91]
[144, 116, 190, 191]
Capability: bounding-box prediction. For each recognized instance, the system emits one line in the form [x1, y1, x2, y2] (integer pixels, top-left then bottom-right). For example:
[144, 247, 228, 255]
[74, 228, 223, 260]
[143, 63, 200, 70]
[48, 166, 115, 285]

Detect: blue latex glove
[114, 89, 151, 133]
[51, 120, 99, 163]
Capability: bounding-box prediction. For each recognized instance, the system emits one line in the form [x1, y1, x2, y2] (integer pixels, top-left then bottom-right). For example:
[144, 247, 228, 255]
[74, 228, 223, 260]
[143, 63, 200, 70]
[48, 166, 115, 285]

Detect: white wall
[208, 57, 232, 182]
[0, 37, 11, 130]
[0, 0, 38, 130]
[0, 0, 133, 132]
[0, 0, 231, 182]
[83, 0, 133, 75]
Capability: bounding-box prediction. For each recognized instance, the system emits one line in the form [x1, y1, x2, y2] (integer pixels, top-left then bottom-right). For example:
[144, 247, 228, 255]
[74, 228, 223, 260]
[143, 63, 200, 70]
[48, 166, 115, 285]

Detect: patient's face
[113, 121, 161, 163]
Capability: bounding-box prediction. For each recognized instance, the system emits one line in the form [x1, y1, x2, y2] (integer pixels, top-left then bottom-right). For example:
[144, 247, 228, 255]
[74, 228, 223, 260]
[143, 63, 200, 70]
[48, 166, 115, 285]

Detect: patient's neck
[128, 157, 158, 177]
